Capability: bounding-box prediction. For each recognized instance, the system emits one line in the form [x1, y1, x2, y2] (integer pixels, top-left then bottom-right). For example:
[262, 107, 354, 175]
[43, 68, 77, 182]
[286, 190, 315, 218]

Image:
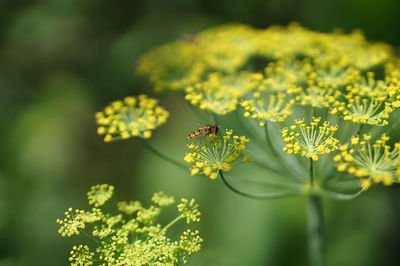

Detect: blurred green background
[1, 0, 400, 265]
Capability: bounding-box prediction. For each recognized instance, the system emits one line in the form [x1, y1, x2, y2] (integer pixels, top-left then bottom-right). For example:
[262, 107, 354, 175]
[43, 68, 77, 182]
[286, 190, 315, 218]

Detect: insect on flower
[186, 121, 221, 140]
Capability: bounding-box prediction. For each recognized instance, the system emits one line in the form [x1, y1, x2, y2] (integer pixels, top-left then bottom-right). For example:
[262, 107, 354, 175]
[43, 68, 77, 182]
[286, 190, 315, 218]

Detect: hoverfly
[186, 121, 221, 140]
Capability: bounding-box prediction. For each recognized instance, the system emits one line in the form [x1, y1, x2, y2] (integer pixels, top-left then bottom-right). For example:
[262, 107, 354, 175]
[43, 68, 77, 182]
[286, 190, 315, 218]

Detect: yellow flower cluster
[195, 24, 259, 73]
[185, 72, 262, 115]
[294, 85, 341, 109]
[261, 59, 310, 92]
[95, 95, 169, 142]
[184, 130, 250, 179]
[137, 42, 205, 92]
[70, 245, 94, 266]
[241, 92, 293, 124]
[87, 184, 114, 207]
[138, 23, 400, 125]
[385, 59, 400, 82]
[334, 134, 400, 190]
[331, 73, 399, 126]
[57, 185, 203, 265]
[282, 118, 339, 161]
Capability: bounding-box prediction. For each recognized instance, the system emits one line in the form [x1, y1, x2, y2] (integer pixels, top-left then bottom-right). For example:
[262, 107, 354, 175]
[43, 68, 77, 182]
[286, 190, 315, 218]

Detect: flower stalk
[140, 139, 187, 169]
[308, 158, 323, 266]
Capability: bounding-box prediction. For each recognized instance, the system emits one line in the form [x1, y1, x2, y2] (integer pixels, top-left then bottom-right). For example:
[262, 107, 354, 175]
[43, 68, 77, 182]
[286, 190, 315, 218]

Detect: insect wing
[186, 120, 205, 127]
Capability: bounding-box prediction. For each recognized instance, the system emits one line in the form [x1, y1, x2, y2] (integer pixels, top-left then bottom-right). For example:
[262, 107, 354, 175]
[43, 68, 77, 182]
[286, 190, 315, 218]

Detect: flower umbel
[185, 72, 262, 115]
[87, 184, 114, 207]
[282, 117, 339, 161]
[184, 129, 250, 179]
[56, 208, 87, 237]
[95, 95, 169, 142]
[178, 198, 201, 224]
[57, 185, 203, 265]
[69, 245, 94, 266]
[241, 92, 293, 124]
[334, 134, 400, 190]
[332, 73, 396, 126]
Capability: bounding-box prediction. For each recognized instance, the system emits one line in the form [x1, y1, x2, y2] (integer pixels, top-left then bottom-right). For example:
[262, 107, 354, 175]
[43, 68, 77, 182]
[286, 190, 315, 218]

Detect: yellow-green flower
[260, 59, 310, 92]
[70, 245, 94, 266]
[56, 208, 86, 237]
[315, 30, 392, 70]
[385, 60, 400, 82]
[184, 129, 250, 179]
[95, 95, 169, 142]
[253, 23, 321, 59]
[241, 92, 293, 124]
[87, 184, 114, 207]
[177, 198, 201, 224]
[151, 191, 175, 207]
[334, 134, 400, 190]
[331, 73, 397, 126]
[308, 63, 360, 89]
[294, 84, 342, 109]
[57, 185, 203, 265]
[137, 41, 205, 92]
[185, 72, 262, 115]
[282, 117, 339, 161]
[196, 24, 259, 73]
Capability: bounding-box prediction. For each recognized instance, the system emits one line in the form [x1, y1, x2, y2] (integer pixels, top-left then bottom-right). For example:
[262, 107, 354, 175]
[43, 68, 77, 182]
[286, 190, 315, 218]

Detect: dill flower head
[185, 72, 262, 115]
[334, 134, 400, 190]
[70, 245, 94, 266]
[294, 85, 342, 109]
[87, 184, 114, 207]
[195, 23, 259, 73]
[56, 208, 87, 237]
[184, 129, 250, 179]
[57, 185, 203, 265]
[241, 92, 293, 124]
[178, 198, 201, 224]
[282, 117, 339, 161]
[151, 191, 175, 207]
[95, 95, 169, 142]
[331, 73, 397, 126]
[385, 60, 400, 82]
[137, 41, 205, 92]
[261, 59, 310, 92]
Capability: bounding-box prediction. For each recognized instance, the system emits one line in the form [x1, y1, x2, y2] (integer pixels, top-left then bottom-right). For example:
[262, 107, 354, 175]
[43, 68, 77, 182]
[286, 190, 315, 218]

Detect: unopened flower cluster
[96, 95, 169, 142]
[57, 184, 202, 265]
[184, 130, 250, 179]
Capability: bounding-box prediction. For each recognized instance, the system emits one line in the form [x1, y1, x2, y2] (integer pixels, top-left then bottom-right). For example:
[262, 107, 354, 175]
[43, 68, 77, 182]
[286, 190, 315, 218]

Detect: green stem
[310, 158, 314, 185]
[78, 228, 102, 245]
[312, 107, 317, 118]
[322, 188, 363, 200]
[356, 124, 365, 136]
[308, 159, 323, 266]
[140, 139, 187, 169]
[219, 171, 302, 199]
[161, 215, 183, 233]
